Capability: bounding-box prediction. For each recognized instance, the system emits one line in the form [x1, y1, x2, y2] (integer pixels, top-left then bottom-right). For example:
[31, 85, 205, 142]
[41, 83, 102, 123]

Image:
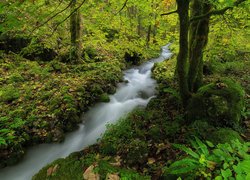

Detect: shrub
[163, 137, 250, 179]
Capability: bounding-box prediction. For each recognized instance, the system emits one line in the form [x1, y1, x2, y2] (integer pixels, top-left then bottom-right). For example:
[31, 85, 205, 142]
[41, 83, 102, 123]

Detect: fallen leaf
[106, 173, 120, 180]
[47, 167, 53, 176]
[47, 164, 59, 176]
[83, 165, 100, 180]
[110, 161, 121, 167]
[147, 158, 156, 165]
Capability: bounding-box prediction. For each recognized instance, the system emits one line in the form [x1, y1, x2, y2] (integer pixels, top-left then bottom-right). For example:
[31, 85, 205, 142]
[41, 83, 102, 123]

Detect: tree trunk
[146, 24, 151, 47]
[70, 0, 81, 63]
[176, 0, 190, 106]
[188, 0, 211, 92]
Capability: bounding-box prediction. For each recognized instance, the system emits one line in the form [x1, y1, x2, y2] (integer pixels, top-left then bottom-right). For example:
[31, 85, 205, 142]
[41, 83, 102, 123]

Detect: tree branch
[161, 10, 177, 16]
[30, 0, 74, 33]
[49, 0, 86, 36]
[46, 0, 64, 18]
[114, 0, 129, 15]
[190, 0, 247, 22]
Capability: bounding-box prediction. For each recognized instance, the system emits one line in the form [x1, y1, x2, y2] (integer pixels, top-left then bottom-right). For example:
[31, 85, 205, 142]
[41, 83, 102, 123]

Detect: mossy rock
[185, 120, 216, 140]
[99, 93, 110, 102]
[187, 79, 245, 128]
[207, 128, 243, 144]
[124, 51, 142, 65]
[0, 33, 30, 53]
[20, 43, 57, 61]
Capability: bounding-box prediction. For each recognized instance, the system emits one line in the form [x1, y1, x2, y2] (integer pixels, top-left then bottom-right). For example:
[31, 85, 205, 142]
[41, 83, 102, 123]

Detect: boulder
[187, 79, 245, 128]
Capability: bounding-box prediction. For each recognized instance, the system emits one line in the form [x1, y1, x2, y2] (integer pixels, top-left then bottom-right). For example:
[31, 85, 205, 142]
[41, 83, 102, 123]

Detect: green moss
[0, 85, 20, 102]
[0, 53, 124, 167]
[207, 128, 243, 144]
[33, 151, 150, 180]
[187, 78, 245, 128]
[99, 93, 110, 102]
[152, 56, 176, 83]
[8, 72, 24, 83]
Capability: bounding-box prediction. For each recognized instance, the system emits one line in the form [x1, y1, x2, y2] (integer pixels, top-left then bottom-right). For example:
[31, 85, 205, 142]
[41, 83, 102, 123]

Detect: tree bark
[146, 24, 151, 47]
[70, 0, 81, 63]
[188, 0, 211, 92]
[176, 0, 190, 106]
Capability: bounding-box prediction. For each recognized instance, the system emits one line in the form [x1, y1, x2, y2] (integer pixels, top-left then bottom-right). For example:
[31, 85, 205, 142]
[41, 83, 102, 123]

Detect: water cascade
[0, 45, 172, 180]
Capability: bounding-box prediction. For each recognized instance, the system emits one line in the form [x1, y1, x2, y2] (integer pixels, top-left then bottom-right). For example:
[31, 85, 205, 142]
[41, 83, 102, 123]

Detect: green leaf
[215, 175, 223, 180]
[173, 144, 199, 159]
[164, 158, 199, 175]
[194, 137, 209, 156]
[221, 169, 232, 179]
[0, 137, 7, 145]
[170, 158, 198, 168]
[238, 160, 250, 173]
[206, 140, 215, 148]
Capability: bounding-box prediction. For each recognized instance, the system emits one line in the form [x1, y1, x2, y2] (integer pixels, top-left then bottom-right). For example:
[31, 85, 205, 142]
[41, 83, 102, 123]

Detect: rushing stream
[0, 44, 172, 180]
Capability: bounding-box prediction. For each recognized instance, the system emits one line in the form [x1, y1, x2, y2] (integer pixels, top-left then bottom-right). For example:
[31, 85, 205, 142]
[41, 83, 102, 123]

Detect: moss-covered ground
[33, 43, 250, 179]
[0, 50, 127, 167]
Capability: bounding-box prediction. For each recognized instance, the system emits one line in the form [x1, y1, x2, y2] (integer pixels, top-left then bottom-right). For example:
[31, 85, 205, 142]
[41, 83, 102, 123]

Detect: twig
[114, 0, 129, 15]
[49, 0, 86, 36]
[161, 10, 178, 16]
[46, 0, 64, 18]
[190, 0, 246, 22]
[30, 0, 74, 34]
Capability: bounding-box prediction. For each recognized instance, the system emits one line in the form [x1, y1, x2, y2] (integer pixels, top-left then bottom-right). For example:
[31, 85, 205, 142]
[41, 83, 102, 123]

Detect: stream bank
[33, 46, 249, 180]
[0, 45, 172, 180]
[0, 52, 124, 168]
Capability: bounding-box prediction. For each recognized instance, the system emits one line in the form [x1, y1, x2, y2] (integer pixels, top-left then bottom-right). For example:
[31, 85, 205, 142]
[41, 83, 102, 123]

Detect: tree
[70, 0, 82, 63]
[164, 0, 247, 106]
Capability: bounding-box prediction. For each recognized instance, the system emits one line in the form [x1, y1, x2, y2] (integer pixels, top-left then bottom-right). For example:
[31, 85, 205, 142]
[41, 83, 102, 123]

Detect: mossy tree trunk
[146, 24, 151, 47]
[188, 0, 211, 92]
[176, 0, 190, 106]
[70, 0, 82, 63]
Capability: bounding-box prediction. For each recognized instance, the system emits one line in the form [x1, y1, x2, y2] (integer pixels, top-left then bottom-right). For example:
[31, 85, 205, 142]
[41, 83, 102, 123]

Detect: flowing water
[0, 45, 172, 180]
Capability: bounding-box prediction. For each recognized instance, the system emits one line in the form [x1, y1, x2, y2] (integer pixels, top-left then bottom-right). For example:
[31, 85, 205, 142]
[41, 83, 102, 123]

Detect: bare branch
[31, 0, 74, 33]
[161, 10, 178, 16]
[190, 0, 247, 22]
[114, 0, 129, 15]
[46, 0, 64, 18]
[50, 0, 86, 36]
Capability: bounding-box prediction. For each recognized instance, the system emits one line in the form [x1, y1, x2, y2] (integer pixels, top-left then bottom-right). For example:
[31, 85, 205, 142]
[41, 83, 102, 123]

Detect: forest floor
[0, 49, 126, 168]
[33, 52, 250, 179]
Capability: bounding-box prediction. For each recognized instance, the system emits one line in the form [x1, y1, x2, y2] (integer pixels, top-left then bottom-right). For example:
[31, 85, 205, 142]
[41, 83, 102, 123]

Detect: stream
[0, 44, 172, 180]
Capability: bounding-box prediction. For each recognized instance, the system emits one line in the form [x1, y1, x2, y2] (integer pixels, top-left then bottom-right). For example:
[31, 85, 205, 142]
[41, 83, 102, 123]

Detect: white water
[0, 45, 172, 180]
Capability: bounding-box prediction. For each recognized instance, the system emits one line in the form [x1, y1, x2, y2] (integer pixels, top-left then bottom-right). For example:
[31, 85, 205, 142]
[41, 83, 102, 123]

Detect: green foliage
[152, 55, 176, 83]
[99, 93, 110, 102]
[0, 53, 123, 167]
[164, 138, 250, 179]
[33, 151, 150, 180]
[187, 78, 245, 128]
[207, 128, 243, 144]
[0, 85, 20, 102]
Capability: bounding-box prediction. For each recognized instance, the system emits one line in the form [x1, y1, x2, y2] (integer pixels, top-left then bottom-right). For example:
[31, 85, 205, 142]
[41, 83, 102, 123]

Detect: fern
[163, 138, 250, 179]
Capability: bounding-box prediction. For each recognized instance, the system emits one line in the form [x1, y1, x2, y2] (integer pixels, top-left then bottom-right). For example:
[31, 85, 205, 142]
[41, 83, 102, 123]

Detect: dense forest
[0, 0, 249, 179]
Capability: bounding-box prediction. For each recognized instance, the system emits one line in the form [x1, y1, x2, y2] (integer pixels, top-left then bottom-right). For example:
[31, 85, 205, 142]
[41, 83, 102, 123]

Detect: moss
[185, 120, 216, 140]
[20, 43, 57, 61]
[152, 56, 176, 83]
[0, 53, 123, 167]
[0, 85, 20, 102]
[207, 128, 243, 144]
[187, 78, 245, 128]
[99, 93, 110, 102]
[33, 151, 150, 180]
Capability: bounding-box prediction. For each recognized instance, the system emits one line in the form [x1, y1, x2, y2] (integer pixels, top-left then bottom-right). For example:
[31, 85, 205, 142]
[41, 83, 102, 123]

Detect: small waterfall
[0, 44, 172, 180]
